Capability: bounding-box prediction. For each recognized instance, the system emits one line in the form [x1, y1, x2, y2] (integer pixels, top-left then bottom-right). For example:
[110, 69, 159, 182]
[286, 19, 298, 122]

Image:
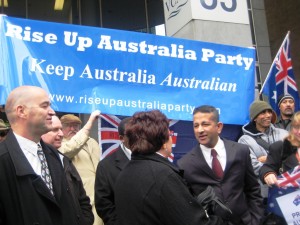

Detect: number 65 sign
[194, 0, 249, 24]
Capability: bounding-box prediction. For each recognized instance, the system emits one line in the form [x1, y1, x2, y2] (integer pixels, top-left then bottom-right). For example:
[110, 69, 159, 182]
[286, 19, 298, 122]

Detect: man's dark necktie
[211, 149, 223, 179]
[37, 144, 54, 195]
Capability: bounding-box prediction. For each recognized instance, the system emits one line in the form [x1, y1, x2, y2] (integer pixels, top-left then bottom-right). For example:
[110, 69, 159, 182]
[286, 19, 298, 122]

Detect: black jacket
[114, 152, 221, 225]
[63, 155, 94, 225]
[0, 131, 81, 225]
[95, 147, 129, 225]
[260, 139, 298, 182]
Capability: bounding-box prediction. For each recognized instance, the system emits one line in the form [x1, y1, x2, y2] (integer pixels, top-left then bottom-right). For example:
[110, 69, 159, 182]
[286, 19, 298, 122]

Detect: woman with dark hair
[114, 110, 221, 225]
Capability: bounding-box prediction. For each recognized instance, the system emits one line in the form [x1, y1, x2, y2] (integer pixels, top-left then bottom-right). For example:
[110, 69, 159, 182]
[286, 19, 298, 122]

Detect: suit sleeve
[59, 129, 89, 158]
[238, 135, 265, 176]
[95, 162, 116, 225]
[242, 145, 264, 225]
[160, 172, 221, 225]
[259, 141, 283, 183]
[67, 160, 94, 225]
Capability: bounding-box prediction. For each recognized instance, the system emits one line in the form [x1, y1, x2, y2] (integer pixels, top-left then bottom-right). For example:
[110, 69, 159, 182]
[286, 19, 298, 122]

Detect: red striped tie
[211, 149, 223, 179]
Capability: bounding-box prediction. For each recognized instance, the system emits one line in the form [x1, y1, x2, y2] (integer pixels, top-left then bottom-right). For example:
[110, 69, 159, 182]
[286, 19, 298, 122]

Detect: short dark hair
[193, 105, 219, 123]
[125, 110, 169, 154]
[118, 117, 131, 136]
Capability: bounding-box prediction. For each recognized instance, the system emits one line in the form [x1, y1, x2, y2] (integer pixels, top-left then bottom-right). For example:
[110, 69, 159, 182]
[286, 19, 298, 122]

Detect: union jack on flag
[260, 31, 299, 114]
[277, 165, 300, 188]
[98, 114, 123, 160]
[267, 165, 300, 217]
[98, 114, 178, 161]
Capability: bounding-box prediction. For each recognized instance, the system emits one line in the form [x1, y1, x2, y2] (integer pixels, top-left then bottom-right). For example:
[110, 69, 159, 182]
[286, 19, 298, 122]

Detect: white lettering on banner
[4, 25, 254, 70]
[79, 65, 156, 84]
[27, 57, 237, 93]
[201, 48, 253, 70]
[29, 57, 74, 80]
[97, 35, 197, 60]
[5, 24, 57, 44]
[160, 73, 237, 91]
[64, 31, 93, 51]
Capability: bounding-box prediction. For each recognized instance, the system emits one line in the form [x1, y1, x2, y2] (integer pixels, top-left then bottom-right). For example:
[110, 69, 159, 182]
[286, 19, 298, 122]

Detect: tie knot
[37, 144, 42, 152]
[211, 149, 218, 157]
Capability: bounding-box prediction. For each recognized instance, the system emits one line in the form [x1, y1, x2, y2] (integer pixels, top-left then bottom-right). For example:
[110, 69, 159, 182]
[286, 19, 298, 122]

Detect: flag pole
[259, 31, 290, 95]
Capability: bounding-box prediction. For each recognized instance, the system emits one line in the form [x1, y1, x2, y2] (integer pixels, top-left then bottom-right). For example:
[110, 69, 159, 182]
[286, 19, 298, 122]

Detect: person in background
[0, 85, 79, 225]
[114, 110, 222, 225]
[59, 111, 103, 225]
[259, 112, 300, 225]
[95, 117, 131, 225]
[238, 100, 288, 200]
[42, 115, 94, 225]
[0, 119, 10, 142]
[177, 105, 264, 225]
[275, 94, 295, 131]
[260, 111, 300, 183]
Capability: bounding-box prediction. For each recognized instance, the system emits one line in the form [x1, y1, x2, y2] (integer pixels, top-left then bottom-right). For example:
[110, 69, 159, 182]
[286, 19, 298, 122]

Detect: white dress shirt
[120, 142, 131, 160]
[200, 137, 226, 171]
[14, 132, 42, 176]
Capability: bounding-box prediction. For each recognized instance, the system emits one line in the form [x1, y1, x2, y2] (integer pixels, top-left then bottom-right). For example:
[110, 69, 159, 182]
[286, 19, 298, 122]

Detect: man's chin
[54, 144, 62, 149]
[283, 111, 294, 116]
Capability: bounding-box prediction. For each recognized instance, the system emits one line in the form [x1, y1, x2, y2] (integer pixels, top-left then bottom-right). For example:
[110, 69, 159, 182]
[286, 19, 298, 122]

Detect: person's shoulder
[0, 141, 8, 157]
[177, 145, 198, 164]
[87, 136, 98, 143]
[99, 148, 126, 166]
[269, 140, 284, 148]
[237, 133, 252, 141]
[100, 150, 118, 164]
[224, 138, 242, 146]
[237, 133, 258, 146]
[223, 138, 250, 151]
[271, 124, 289, 134]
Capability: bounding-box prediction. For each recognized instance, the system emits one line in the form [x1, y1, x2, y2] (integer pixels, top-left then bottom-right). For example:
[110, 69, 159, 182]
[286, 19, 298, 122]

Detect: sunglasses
[0, 130, 9, 137]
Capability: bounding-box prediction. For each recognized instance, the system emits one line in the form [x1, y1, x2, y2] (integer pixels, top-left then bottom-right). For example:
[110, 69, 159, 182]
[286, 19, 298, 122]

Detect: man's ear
[217, 122, 223, 134]
[16, 105, 27, 119]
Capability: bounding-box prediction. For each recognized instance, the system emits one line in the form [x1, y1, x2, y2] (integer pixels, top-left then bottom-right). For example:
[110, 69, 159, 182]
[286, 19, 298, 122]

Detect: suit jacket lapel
[192, 145, 216, 178]
[5, 132, 58, 204]
[115, 147, 129, 170]
[223, 139, 237, 175]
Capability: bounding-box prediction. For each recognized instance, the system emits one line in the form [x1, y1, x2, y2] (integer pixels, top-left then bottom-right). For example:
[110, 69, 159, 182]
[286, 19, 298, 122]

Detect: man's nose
[58, 129, 64, 136]
[48, 107, 55, 115]
[197, 125, 204, 132]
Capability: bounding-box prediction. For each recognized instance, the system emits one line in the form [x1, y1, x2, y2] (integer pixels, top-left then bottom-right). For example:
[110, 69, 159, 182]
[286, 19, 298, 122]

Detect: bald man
[0, 86, 81, 225]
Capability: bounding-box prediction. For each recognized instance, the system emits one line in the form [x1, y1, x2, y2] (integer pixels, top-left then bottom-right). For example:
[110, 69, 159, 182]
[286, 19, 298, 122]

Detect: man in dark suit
[177, 105, 264, 225]
[42, 115, 94, 225]
[0, 86, 80, 225]
[95, 117, 131, 225]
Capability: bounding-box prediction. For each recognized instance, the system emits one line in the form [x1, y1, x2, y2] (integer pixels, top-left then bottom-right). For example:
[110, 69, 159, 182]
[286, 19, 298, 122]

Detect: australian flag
[267, 165, 300, 218]
[260, 31, 299, 114]
[277, 165, 300, 188]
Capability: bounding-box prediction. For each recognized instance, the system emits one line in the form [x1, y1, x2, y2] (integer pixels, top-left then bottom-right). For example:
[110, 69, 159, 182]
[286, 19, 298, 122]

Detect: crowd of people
[0, 85, 297, 225]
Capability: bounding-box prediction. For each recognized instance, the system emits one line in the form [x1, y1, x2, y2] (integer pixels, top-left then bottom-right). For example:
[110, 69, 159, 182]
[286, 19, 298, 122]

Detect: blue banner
[0, 15, 255, 124]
